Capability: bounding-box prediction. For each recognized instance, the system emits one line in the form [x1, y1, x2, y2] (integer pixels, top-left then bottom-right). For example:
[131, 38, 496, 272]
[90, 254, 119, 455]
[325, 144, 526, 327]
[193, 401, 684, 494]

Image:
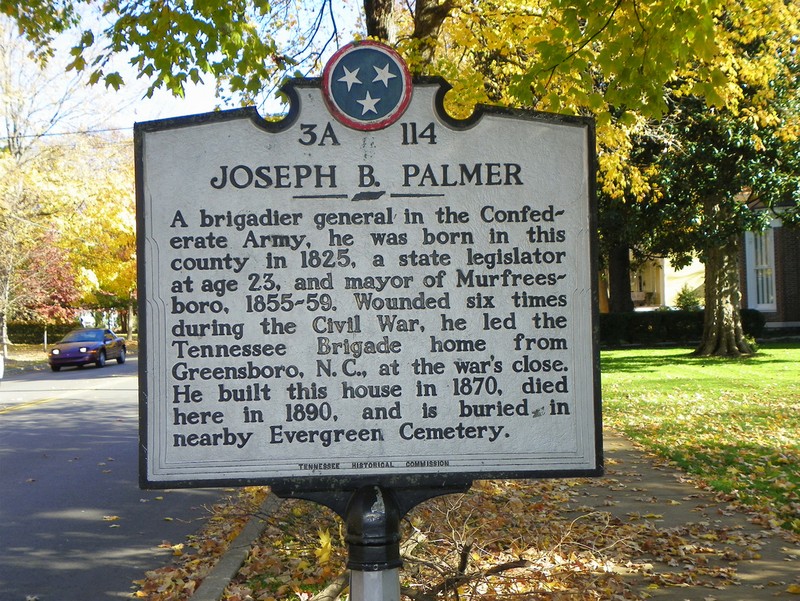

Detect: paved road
[0, 358, 224, 601]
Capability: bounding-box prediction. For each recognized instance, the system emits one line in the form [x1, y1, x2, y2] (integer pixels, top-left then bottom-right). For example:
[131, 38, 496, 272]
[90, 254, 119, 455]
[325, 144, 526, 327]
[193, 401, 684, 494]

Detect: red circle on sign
[322, 41, 412, 131]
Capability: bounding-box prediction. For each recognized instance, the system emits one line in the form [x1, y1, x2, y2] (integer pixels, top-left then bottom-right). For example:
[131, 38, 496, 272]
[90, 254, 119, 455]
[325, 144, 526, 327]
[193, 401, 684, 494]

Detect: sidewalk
[190, 431, 799, 601]
[570, 432, 800, 600]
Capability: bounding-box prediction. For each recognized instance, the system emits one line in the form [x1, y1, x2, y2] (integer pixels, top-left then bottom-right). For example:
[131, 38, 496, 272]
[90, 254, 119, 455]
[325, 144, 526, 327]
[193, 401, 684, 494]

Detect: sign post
[345, 486, 402, 601]
[137, 41, 601, 597]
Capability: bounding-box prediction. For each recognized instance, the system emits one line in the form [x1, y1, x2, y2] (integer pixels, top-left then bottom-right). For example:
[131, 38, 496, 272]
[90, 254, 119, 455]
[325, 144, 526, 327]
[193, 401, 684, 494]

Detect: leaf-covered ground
[131, 488, 268, 599]
[155, 463, 798, 601]
[602, 343, 800, 533]
[129, 344, 800, 600]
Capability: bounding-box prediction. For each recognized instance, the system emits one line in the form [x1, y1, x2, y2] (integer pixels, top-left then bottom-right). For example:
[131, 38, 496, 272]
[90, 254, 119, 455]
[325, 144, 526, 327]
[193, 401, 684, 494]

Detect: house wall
[630, 257, 704, 308]
[741, 223, 800, 330]
[662, 258, 705, 308]
[630, 261, 661, 306]
[628, 224, 796, 325]
[774, 226, 800, 325]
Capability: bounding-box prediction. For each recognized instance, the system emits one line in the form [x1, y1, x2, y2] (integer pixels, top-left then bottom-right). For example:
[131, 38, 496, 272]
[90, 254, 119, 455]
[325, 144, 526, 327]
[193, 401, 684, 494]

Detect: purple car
[48, 328, 127, 372]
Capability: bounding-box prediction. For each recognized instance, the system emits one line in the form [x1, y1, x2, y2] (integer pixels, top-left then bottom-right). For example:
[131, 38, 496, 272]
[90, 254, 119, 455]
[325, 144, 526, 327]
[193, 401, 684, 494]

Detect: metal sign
[137, 41, 601, 490]
[322, 40, 413, 131]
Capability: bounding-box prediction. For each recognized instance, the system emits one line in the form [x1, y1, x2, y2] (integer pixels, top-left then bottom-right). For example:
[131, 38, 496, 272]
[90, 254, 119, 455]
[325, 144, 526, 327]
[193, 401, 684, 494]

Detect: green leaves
[57, 0, 292, 102]
[0, 0, 81, 61]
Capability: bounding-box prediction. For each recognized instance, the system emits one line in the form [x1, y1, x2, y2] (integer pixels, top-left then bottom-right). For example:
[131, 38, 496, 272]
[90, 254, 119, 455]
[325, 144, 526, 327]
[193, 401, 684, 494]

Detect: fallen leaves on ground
[131, 487, 268, 600]
[130, 346, 800, 600]
[214, 473, 796, 601]
[130, 464, 799, 601]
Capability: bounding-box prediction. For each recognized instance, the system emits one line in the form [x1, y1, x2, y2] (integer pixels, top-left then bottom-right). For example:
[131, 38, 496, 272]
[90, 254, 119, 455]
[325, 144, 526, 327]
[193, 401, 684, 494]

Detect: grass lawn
[601, 342, 800, 533]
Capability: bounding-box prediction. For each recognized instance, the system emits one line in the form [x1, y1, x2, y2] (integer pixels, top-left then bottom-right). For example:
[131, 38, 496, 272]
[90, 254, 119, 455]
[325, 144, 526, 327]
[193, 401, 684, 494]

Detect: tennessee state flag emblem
[322, 41, 412, 131]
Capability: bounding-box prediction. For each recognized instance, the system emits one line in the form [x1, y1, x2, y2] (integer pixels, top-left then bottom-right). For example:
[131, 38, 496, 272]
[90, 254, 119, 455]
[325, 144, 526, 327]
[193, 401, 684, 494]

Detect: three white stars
[336, 63, 398, 115]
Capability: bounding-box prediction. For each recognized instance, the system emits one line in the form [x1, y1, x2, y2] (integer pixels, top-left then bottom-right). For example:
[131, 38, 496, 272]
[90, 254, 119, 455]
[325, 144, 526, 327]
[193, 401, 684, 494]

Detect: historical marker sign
[137, 42, 601, 490]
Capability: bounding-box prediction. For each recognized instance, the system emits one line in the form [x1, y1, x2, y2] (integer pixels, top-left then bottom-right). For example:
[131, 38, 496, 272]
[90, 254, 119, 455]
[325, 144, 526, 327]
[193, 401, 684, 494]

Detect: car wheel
[117, 348, 126, 364]
[96, 350, 106, 368]
[51, 365, 61, 372]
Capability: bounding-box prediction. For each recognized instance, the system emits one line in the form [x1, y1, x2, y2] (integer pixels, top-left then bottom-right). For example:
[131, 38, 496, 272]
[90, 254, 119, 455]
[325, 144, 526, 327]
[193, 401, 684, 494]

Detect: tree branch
[309, 572, 349, 601]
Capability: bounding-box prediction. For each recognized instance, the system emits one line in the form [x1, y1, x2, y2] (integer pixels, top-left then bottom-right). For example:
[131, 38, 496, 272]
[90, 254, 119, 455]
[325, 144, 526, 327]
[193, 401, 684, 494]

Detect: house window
[745, 228, 777, 311]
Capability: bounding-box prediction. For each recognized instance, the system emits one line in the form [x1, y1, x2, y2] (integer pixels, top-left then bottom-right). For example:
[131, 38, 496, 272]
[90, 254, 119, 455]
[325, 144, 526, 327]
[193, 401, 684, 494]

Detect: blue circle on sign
[323, 41, 412, 131]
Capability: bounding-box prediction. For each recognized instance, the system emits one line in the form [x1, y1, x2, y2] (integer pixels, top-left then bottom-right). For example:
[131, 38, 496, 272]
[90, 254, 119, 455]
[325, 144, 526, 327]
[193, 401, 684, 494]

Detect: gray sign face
[137, 75, 601, 489]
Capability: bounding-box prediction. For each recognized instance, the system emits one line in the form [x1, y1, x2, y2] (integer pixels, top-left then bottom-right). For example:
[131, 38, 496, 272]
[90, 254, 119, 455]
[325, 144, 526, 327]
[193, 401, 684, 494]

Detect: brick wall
[775, 226, 800, 323]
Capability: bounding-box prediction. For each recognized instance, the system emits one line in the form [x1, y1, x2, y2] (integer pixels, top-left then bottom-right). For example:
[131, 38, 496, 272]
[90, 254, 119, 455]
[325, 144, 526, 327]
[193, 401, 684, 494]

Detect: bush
[674, 285, 703, 311]
[599, 309, 764, 345]
[6, 323, 81, 345]
[662, 310, 705, 341]
[740, 309, 766, 338]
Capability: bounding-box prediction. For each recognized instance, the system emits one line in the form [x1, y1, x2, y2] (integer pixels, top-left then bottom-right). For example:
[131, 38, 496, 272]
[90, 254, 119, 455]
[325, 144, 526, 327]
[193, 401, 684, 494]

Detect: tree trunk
[598, 273, 610, 313]
[364, 0, 396, 42]
[363, 0, 453, 64]
[127, 300, 135, 340]
[607, 243, 634, 313]
[0, 311, 7, 358]
[413, 0, 454, 65]
[694, 234, 753, 356]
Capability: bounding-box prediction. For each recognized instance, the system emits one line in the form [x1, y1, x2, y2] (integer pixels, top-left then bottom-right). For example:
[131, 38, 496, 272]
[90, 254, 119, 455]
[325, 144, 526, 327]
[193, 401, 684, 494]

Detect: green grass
[601, 343, 800, 533]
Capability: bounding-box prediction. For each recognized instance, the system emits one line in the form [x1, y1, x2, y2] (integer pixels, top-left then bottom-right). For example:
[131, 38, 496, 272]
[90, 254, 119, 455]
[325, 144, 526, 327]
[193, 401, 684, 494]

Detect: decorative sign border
[137, 72, 601, 491]
[322, 41, 413, 131]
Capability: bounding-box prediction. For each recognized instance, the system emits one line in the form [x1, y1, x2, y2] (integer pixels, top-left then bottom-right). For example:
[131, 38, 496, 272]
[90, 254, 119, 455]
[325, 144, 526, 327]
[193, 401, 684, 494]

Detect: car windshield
[60, 330, 103, 343]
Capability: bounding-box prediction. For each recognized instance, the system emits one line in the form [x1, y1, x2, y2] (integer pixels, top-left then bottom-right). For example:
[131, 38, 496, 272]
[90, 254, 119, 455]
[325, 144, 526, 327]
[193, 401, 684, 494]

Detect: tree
[0, 0, 757, 116]
[63, 136, 137, 335]
[652, 100, 800, 356]
[12, 230, 82, 324]
[0, 135, 138, 345]
[426, 1, 799, 357]
[5, 0, 782, 196]
[0, 16, 133, 347]
[5, 2, 797, 356]
[0, 151, 83, 350]
[605, 0, 800, 356]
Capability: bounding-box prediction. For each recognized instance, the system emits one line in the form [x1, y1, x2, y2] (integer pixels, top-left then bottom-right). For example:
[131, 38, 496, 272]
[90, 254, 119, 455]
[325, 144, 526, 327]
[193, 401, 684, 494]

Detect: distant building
[630, 256, 704, 309]
[742, 218, 800, 331]
[625, 218, 799, 332]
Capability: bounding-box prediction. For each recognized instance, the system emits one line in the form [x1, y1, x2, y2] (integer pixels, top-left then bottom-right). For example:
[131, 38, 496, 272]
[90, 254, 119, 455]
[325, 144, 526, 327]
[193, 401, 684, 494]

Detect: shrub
[674, 285, 703, 311]
[599, 309, 764, 345]
[740, 309, 766, 337]
[6, 323, 81, 345]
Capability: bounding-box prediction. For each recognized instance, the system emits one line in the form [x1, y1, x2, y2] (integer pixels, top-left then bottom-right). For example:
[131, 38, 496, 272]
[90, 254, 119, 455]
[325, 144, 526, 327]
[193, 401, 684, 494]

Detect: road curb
[191, 492, 283, 601]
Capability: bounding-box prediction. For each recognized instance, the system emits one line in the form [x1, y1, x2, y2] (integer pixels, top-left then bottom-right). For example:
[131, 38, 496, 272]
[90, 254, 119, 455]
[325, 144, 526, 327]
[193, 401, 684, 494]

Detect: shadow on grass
[618, 430, 799, 529]
[601, 342, 800, 374]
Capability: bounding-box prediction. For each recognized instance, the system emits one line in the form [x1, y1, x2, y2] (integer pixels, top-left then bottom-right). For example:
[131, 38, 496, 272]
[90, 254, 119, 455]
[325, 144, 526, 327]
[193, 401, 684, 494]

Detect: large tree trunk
[364, 0, 396, 42]
[363, 0, 453, 63]
[607, 243, 634, 313]
[412, 0, 454, 65]
[695, 234, 753, 357]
